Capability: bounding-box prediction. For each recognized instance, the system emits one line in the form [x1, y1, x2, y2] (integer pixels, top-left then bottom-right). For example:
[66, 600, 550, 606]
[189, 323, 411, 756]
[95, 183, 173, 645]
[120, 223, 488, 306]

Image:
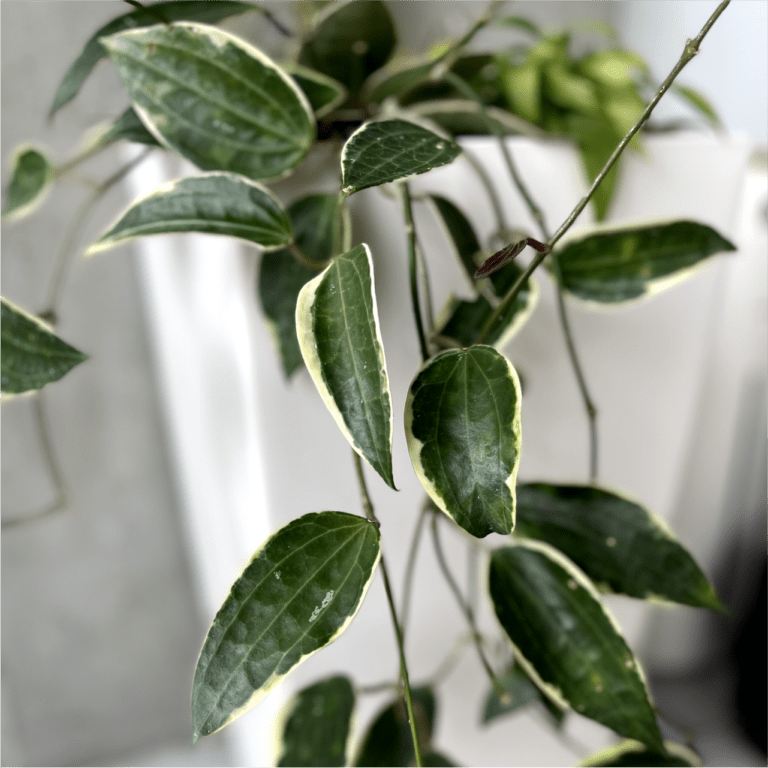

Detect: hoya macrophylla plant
[1, 145, 53, 221]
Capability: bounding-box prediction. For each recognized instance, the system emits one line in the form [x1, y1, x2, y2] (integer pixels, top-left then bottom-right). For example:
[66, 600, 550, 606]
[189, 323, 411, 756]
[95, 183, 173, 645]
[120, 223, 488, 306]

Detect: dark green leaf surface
[87, 173, 291, 254]
[419, 752, 456, 767]
[277, 675, 355, 767]
[555, 220, 736, 303]
[341, 119, 461, 195]
[296, 244, 395, 488]
[489, 542, 664, 751]
[672, 85, 721, 128]
[259, 195, 339, 378]
[101, 23, 314, 180]
[428, 195, 481, 282]
[288, 66, 347, 118]
[481, 665, 564, 727]
[355, 687, 436, 767]
[515, 484, 722, 610]
[580, 739, 701, 767]
[191, 511, 380, 740]
[100, 107, 162, 147]
[3, 146, 52, 220]
[405, 346, 522, 538]
[298, 0, 396, 98]
[50, 1, 256, 117]
[1, 298, 87, 394]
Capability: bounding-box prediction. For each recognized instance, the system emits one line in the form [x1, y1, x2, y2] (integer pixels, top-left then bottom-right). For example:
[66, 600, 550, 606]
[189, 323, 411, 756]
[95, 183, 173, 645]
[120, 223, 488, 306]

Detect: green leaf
[191, 511, 380, 741]
[410, 101, 542, 139]
[341, 119, 461, 195]
[544, 64, 600, 114]
[514, 483, 723, 610]
[579, 739, 702, 767]
[489, 541, 664, 751]
[287, 65, 347, 118]
[2, 146, 53, 221]
[602, 90, 646, 141]
[100, 107, 162, 148]
[298, 0, 396, 98]
[578, 50, 649, 90]
[494, 16, 541, 37]
[355, 687, 436, 767]
[101, 23, 314, 180]
[277, 675, 355, 767]
[50, 1, 257, 117]
[672, 84, 721, 129]
[499, 60, 541, 124]
[259, 194, 342, 378]
[482, 665, 547, 724]
[555, 220, 737, 303]
[1, 298, 87, 394]
[405, 346, 522, 538]
[86, 172, 291, 255]
[296, 244, 395, 488]
[428, 195, 482, 282]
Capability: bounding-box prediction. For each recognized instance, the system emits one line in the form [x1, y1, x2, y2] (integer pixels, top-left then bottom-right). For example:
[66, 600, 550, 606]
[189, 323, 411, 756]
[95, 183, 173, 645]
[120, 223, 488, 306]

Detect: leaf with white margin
[489, 540, 664, 751]
[86, 173, 291, 255]
[341, 119, 461, 195]
[191, 511, 380, 741]
[405, 346, 522, 538]
[579, 739, 702, 767]
[515, 483, 723, 611]
[276, 675, 355, 767]
[100, 23, 315, 180]
[554, 220, 736, 304]
[3, 146, 53, 221]
[296, 244, 395, 488]
[99, 107, 163, 148]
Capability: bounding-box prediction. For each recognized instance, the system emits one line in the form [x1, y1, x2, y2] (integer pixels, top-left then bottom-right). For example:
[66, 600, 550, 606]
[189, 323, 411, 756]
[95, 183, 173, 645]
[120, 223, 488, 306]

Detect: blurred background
[2, 2, 766, 766]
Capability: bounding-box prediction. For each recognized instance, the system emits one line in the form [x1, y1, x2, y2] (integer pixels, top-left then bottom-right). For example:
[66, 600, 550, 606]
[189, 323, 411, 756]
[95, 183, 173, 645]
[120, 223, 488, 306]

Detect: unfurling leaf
[3, 146, 53, 221]
[405, 346, 522, 538]
[101, 23, 314, 180]
[296, 244, 395, 488]
[489, 541, 664, 751]
[341, 119, 461, 195]
[191, 511, 380, 740]
[1, 298, 87, 394]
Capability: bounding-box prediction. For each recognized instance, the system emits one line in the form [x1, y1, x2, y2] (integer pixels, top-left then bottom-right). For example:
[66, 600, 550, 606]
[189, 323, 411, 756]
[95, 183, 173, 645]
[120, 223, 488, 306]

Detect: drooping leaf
[191, 511, 380, 741]
[494, 16, 541, 37]
[296, 244, 395, 488]
[544, 64, 600, 114]
[514, 484, 723, 610]
[427, 195, 482, 283]
[579, 739, 702, 767]
[277, 675, 355, 767]
[288, 66, 347, 118]
[259, 194, 342, 378]
[1, 298, 87, 394]
[482, 664, 566, 728]
[99, 107, 162, 148]
[355, 687, 436, 767]
[2, 146, 53, 221]
[101, 23, 314, 180]
[555, 220, 736, 303]
[86, 173, 291, 255]
[341, 119, 461, 195]
[405, 346, 522, 538]
[489, 541, 664, 751]
[50, 1, 257, 117]
[298, 0, 396, 98]
[577, 50, 649, 89]
[672, 84, 721, 129]
[499, 60, 542, 124]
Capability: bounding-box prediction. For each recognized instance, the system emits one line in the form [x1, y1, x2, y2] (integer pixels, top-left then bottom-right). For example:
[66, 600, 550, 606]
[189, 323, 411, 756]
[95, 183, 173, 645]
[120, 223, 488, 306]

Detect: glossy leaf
[341, 119, 461, 195]
[355, 687, 436, 767]
[2, 146, 52, 221]
[405, 346, 522, 538]
[296, 244, 395, 488]
[489, 541, 664, 751]
[288, 66, 347, 118]
[298, 0, 396, 98]
[101, 23, 314, 180]
[50, 1, 257, 117]
[515, 483, 723, 610]
[1, 298, 87, 394]
[277, 675, 355, 767]
[672, 84, 721, 128]
[191, 511, 380, 740]
[579, 739, 702, 767]
[259, 194, 341, 378]
[555, 220, 736, 303]
[100, 107, 162, 148]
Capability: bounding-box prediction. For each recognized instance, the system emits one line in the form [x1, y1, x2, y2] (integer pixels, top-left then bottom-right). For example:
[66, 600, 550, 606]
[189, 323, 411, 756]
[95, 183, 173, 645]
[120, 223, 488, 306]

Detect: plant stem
[352, 452, 423, 768]
[286, 240, 328, 272]
[400, 501, 429, 643]
[401, 183, 429, 362]
[461, 146, 509, 240]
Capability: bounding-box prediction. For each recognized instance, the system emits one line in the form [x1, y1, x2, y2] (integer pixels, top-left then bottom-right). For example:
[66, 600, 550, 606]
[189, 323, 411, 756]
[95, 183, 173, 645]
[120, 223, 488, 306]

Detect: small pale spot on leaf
[606, 536, 617, 547]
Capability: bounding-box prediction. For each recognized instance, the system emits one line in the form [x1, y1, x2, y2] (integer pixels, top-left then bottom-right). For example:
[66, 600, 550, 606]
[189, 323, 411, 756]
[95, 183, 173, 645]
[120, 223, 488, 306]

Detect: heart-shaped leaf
[405, 346, 522, 538]
[50, 1, 257, 117]
[191, 511, 380, 740]
[3, 146, 53, 221]
[555, 220, 736, 303]
[579, 739, 702, 767]
[86, 172, 291, 255]
[277, 675, 355, 767]
[101, 23, 314, 180]
[341, 119, 461, 195]
[489, 541, 664, 751]
[514, 483, 723, 610]
[296, 244, 395, 488]
[1, 298, 87, 394]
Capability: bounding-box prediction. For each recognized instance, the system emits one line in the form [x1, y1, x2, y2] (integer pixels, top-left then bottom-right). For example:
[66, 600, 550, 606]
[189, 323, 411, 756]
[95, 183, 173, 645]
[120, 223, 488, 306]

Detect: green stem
[431, 1, 505, 73]
[401, 183, 429, 362]
[461, 146, 509, 241]
[286, 240, 329, 272]
[400, 502, 429, 643]
[353, 453, 423, 768]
